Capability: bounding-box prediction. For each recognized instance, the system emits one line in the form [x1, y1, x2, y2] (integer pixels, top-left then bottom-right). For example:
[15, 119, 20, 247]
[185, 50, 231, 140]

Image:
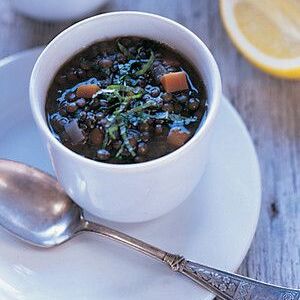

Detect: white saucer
[0, 48, 261, 300]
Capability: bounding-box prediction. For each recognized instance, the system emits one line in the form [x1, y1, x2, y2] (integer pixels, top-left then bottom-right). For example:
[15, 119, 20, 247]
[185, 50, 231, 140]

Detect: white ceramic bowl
[10, 0, 108, 22]
[30, 12, 222, 223]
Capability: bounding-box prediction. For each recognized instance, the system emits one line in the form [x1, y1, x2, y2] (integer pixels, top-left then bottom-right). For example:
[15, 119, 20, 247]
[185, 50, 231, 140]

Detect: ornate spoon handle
[83, 221, 300, 300]
[164, 254, 300, 300]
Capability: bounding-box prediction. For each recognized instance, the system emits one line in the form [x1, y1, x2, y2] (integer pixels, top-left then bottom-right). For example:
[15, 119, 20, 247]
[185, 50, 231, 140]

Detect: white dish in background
[0, 48, 261, 300]
[10, 0, 109, 22]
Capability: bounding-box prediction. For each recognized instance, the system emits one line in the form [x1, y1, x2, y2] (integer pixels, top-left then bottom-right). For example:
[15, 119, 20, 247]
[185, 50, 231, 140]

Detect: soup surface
[46, 37, 207, 164]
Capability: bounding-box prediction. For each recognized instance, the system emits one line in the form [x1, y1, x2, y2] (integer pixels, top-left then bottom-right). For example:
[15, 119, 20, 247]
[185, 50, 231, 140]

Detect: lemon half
[220, 0, 300, 79]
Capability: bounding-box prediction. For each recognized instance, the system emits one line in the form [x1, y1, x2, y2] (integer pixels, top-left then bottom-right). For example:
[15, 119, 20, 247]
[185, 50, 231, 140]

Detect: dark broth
[46, 36, 207, 164]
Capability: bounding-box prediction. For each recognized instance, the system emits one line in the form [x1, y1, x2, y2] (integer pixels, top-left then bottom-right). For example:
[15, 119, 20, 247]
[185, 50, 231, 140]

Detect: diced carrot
[167, 127, 191, 148]
[76, 84, 100, 99]
[160, 71, 188, 93]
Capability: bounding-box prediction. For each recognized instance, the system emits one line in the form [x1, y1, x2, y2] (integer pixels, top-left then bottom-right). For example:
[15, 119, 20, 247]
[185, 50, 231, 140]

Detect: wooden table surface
[0, 0, 299, 296]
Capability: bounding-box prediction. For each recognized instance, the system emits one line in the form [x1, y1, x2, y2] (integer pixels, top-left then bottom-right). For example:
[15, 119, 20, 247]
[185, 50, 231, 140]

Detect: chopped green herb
[135, 51, 155, 76]
[119, 122, 136, 157]
[107, 84, 133, 92]
[102, 131, 109, 149]
[107, 124, 119, 139]
[117, 41, 132, 58]
[127, 100, 158, 114]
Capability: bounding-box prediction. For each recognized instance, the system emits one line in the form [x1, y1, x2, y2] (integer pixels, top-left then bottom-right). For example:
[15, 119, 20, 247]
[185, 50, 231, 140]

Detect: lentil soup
[46, 37, 207, 164]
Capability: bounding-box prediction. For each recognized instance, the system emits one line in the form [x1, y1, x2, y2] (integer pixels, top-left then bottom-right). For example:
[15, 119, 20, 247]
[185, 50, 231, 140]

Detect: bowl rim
[30, 11, 222, 172]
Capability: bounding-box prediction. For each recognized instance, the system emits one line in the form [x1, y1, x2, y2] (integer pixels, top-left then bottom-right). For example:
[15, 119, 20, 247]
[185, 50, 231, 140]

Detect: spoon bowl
[0, 160, 82, 247]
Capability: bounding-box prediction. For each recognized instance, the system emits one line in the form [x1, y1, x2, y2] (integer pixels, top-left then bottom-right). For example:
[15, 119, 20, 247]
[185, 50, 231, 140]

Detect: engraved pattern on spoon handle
[84, 221, 300, 300]
[163, 254, 300, 300]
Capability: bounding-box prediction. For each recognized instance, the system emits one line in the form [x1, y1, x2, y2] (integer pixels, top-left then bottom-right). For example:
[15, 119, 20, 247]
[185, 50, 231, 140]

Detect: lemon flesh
[221, 0, 300, 78]
[235, 0, 300, 59]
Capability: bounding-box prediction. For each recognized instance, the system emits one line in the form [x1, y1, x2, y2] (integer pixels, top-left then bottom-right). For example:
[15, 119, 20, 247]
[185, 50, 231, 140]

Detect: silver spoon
[0, 159, 298, 300]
